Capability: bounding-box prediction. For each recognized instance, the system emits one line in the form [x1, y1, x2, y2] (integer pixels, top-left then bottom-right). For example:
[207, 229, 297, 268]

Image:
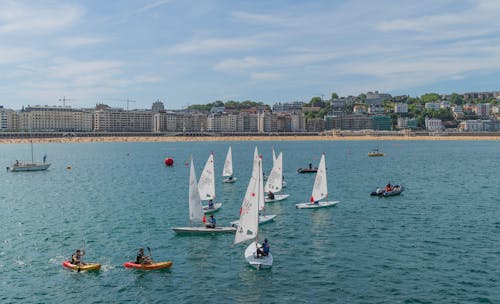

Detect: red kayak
[123, 261, 173, 270]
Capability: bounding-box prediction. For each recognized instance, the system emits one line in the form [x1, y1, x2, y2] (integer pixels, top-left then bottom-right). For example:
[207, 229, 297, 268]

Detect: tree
[420, 93, 440, 103]
[450, 93, 464, 105]
[331, 92, 339, 100]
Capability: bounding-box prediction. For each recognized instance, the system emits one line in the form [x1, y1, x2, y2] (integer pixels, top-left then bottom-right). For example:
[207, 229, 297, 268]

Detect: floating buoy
[164, 158, 174, 166]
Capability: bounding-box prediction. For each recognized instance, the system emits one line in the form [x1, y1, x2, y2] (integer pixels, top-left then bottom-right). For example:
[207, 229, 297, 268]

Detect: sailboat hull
[223, 177, 237, 183]
[245, 241, 273, 269]
[230, 214, 276, 228]
[264, 194, 289, 203]
[9, 163, 51, 172]
[295, 201, 339, 209]
[172, 226, 236, 234]
[202, 202, 222, 214]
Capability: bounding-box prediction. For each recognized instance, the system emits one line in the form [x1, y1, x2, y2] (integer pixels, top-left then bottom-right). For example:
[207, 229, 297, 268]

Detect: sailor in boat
[208, 199, 214, 209]
[136, 248, 153, 265]
[309, 163, 312, 170]
[227, 175, 233, 181]
[43, 154, 47, 163]
[206, 215, 216, 228]
[256, 239, 270, 258]
[70, 249, 86, 266]
[268, 191, 275, 200]
[386, 182, 392, 192]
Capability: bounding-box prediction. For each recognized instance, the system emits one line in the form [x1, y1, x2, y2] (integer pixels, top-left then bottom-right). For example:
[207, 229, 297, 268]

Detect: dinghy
[234, 147, 273, 269]
[199, 153, 222, 213]
[222, 146, 237, 183]
[264, 152, 289, 203]
[296, 153, 340, 209]
[172, 158, 235, 234]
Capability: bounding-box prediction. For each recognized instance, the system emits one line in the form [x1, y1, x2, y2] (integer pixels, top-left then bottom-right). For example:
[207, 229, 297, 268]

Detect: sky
[1, 0, 500, 110]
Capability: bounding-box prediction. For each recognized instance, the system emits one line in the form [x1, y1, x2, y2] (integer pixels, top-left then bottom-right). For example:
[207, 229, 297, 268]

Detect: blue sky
[1, 0, 500, 110]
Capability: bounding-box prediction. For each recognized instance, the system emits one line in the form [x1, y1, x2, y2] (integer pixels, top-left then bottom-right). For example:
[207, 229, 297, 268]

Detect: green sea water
[1, 140, 499, 303]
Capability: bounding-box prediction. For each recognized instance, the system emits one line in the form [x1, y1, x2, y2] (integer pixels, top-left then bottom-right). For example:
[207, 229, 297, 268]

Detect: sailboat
[234, 147, 273, 269]
[264, 152, 289, 203]
[198, 153, 222, 213]
[222, 146, 237, 183]
[9, 132, 50, 172]
[272, 147, 286, 188]
[295, 153, 340, 209]
[172, 158, 235, 234]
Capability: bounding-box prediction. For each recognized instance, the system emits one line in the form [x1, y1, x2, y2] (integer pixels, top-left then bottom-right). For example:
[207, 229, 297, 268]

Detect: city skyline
[2, 1, 500, 110]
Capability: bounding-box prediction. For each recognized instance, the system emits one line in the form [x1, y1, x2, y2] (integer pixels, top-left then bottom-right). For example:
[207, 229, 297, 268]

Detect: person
[257, 238, 270, 258]
[208, 199, 214, 209]
[268, 191, 275, 200]
[309, 163, 312, 170]
[228, 175, 233, 181]
[43, 154, 47, 163]
[70, 249, 86, 265]
[386, 182, 392, 192]
[136, 248, 153, 265]
[206, 215, 216, 228]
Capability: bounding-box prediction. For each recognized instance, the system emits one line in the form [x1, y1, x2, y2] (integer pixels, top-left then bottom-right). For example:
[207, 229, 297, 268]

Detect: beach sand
[1, 135, 499, 144]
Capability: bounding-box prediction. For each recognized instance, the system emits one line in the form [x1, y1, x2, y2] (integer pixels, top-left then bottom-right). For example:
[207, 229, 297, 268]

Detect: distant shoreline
[1, 134, 499, 144]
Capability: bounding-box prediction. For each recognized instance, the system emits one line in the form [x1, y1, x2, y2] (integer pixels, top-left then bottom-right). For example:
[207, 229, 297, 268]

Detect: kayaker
[257, 239, 270, 258]
[206, 215, 216, 228]
[136, 248, 153, 265]
[70, 249, 86, 265]
[268, 191, 275, 200]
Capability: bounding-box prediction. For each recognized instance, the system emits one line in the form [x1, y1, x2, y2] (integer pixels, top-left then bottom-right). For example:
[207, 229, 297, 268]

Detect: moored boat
[368, 149, 384, 157]
[370, 185, 404, 196]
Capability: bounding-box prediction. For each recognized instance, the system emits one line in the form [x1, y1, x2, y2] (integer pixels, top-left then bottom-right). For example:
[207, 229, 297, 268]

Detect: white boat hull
[230, 214, 276, 228]
[245, 241, 273, 269]
[295, 200, 339, 209]
[223, 177, 237, 183]
[203, 202, 222, 213]
[172, 226, 236, 234]
[265, 194, 289, 203]
[9, 163, 50, 172]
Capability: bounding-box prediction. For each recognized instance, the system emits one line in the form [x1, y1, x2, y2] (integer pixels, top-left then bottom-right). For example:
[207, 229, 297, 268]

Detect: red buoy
[164, 158, 174, 166]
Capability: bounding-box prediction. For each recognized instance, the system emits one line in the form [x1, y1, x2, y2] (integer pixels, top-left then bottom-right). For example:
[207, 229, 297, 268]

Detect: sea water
[0, 140, 499, 303]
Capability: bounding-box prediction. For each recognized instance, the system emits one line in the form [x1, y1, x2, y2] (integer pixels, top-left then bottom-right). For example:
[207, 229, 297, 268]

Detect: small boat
[230, 214, 276, 228]
[172, 158, 234, 235]
[62, 261, 101, 271]
[8, 129, 50, 172]
[368, 149, 384, 157]
[222, 146, 237, 183]
[234, 147, 273, 269]
[264, 194, 290, 203]
[123, 261, 173, 270]
[202, 202, 222, 214]
[296, 153, 340, 209]
[264, 152, 289, 204]
[371, 185, 404, 197]
[297, 167, 317, 173]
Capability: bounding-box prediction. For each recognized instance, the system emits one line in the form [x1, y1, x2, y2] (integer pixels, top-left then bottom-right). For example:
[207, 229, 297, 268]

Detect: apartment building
[18, 106, 93, 132]
[94, 107, 152, 132]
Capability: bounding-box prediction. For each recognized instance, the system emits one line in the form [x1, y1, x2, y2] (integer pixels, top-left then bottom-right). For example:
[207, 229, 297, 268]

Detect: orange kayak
[123, 261, 173, 270]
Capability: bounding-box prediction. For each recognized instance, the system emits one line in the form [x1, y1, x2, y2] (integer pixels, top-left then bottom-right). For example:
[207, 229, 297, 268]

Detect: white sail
[264, 152, 283, 193]
[234, 147, 262, 245]
[272, 147, 277, 166]
[188, 159, 204, 222]
[311, 153, 328, 202]
[198, 153, 216, 200]
[222, 146, 233, 177]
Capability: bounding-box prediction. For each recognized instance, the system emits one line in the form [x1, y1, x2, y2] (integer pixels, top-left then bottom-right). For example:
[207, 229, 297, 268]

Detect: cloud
[59, 37, 106, 47]
[0, 3, 84, 34]
[167, 34, 274, 54]
[135, 0, 171, 14]
[0, 47, 46, 65]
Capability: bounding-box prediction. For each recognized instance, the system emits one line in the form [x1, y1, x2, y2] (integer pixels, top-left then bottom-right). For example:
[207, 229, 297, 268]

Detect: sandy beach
[1, 134, 499, 144]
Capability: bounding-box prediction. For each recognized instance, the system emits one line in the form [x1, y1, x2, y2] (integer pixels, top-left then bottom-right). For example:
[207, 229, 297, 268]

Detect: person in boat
[257, 238, 270, 258]
[15, 160, 19, 166]
[386, 182, 392, 192]
[309, 163, 312, 170]
[206, 215, 216, 228]
[228, 175, 233, 181]
[208, 199, 214, 209]
[136, 248, 153, 265]
[70, 249, 86, 265]
[268, 191, 275, 200]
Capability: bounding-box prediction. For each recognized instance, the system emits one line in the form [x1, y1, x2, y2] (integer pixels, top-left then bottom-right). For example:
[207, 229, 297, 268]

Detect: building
[365, 91, 392, 105]
[459, 120, 484, 132]
[425, 102, 440, 111]
[475, 103, 490, 118]
[451, 105, 464, 119]
[290, 113, 306, 132]
[372, 115, 392, 130]
[0, 106, 15, 131]
[368, 104, 384, 114]
[151, 100, 165, 113]
[19, 106, 93, 132]
[305, 118, 325, 132]
[329, 114, 372, 130]
[272, 101, 305, 114]
[394, 103, 408, 114]
[425, 117, 443, 131]
[93, 106, 152, 132]
[258, 111, 277, 133]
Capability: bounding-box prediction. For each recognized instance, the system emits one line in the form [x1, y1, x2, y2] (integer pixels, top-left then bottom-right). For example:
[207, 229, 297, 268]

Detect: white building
[440, 101, 451, 109]
[425, 102, 440, 111]
[451, 105, 464, 119]
[93, 107, 152, 132]
[459, 120, 484, 132]
[0, 106, 15, 131]
[397, 117, 408, 129]
[425, 117, 443, 131]
[19, 106, 93, 132]
[394, 103, 408, 113]
[475, 103, 490, 118]
[368, 104, 385, 114]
